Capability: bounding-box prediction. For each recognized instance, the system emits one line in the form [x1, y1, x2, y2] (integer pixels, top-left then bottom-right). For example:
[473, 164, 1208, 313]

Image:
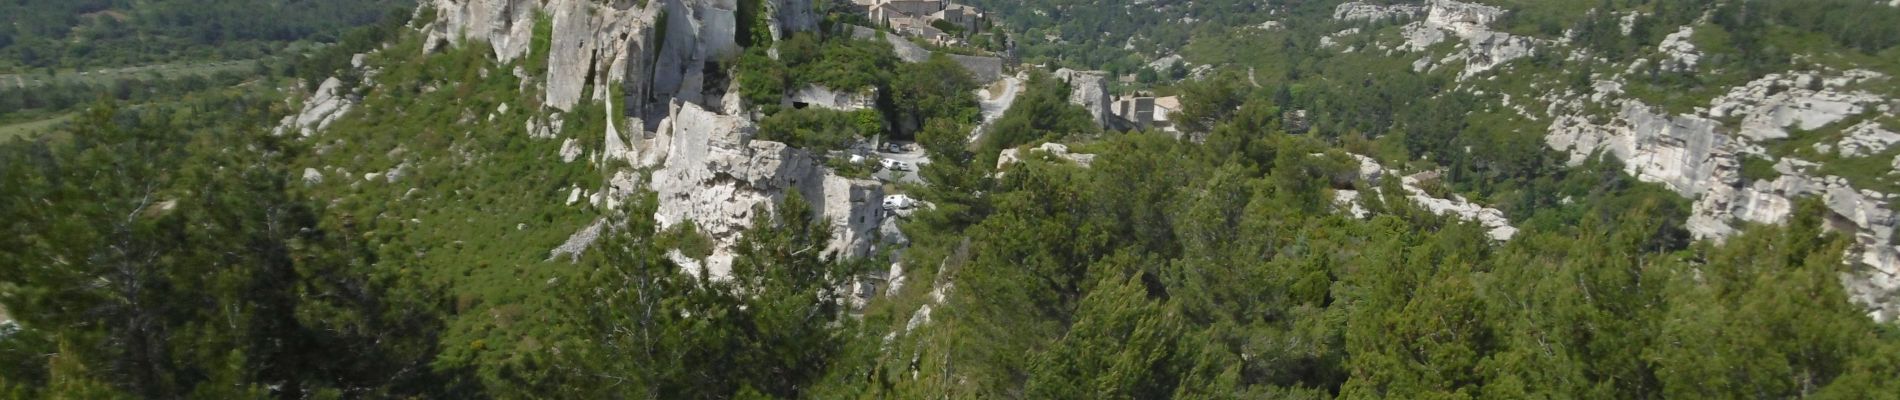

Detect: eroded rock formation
[418, 0, 889, 277]
[1545, 69, 1900, 321]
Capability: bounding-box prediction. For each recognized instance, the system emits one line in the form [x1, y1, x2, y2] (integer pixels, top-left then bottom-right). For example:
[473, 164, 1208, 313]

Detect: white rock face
[548, 217, 606, 263]
[424, 0, 884, 276]
[1053, 68, 1114, 129]
[1334, 189, 1370, 218]
[1421, 0, 1536, 79]
[302, 168, 324, 185]
[277, 77, 356, 137]
[559, 138, 584, 163]
[1351, 0, 1540, 80]
[1423, 0, 1502, 37]
[1320, 28, 1362, 49]
[1658, 26, 1700, 72]
[1840, 121, 1900, 157]
[1545, 69, 1900, 321]
[1546, 101, 1734, 195]
[428, 0, 818, 115]
[424, 0, 541, 62]
[1709, 70, 1887, 141]
[637, 102, 886, 278]
[786, 85, 878, 111]
[767, 0, 820, 40]
[1334, 154, 1518, 241]
[1148, 54, 1184, 72]
[1332, 1, 1424, 21]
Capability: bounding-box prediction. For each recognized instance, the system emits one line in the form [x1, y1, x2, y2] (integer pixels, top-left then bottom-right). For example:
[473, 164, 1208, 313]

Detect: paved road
[871, 144, 931, 185]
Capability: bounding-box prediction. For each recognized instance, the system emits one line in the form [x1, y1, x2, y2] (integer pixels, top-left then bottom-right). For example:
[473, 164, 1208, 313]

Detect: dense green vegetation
[758, 108, 883, 150]
[0, 0, 415, 73]
[978, 70, 1097, 153]
[737, 31, 982, 145]
[0, 2, 416, 145]
[825, 81, 1900, 397]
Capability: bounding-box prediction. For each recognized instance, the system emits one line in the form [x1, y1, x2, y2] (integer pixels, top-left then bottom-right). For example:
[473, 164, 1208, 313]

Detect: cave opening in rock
[701, 60, 729, 107]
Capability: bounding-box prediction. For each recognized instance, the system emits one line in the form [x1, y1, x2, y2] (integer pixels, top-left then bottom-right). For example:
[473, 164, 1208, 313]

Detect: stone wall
[947, 54, 1004, 83]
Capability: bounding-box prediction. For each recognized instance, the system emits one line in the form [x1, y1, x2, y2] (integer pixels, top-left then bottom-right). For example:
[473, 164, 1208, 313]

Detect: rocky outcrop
[1053, 68, 1114, 129]
[423, 0, 887, 277]
[424, 0, 540, 62]
[1544, 69, 1900, 321]
[1839, 121, 1900, 157]
[426, 0, 819, 116]
[276, 77, 356, 137]
[1416, 0, 1536, 79]
[996, 142, 1096, 171]
[548, 217, 607, 263]
[1546, 101, 1734, 195]
[559, 138, 584, 162]
[1422, 0, 1502, 37]
[1332, 1, 1425, 22]
[635, 101, 886, 278]
[1342, 0, 1539, 80]
[1658, 26, 1700, 72]
[1321, 28, 1362, 49]
[1709, 70, 1888, 141]
[1333, 154, 1518, 241]
[1147, 54, 1183, 72]
[767, 0, 820, 40]
[302, 168, 324, 186]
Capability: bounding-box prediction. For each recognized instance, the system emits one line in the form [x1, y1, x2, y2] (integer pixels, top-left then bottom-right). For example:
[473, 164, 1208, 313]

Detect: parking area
[870, 141, 930, 185]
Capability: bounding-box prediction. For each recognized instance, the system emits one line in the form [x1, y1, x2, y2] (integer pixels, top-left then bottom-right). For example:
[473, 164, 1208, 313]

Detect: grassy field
[0, 59, 261, 90]
[0, 113, 74, 143]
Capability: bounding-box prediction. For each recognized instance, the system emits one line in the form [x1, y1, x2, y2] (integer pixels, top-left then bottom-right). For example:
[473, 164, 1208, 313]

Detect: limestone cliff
[1546, 70, 1900, 321]
[632, 101, 885, 277]
[415, 0, 888, 275]
[1327, 0, 1900, 319]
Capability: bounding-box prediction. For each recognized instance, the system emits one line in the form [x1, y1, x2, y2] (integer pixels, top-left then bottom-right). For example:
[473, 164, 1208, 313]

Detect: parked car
[882, 194, 917, 210]
[879, 158, 912, 171]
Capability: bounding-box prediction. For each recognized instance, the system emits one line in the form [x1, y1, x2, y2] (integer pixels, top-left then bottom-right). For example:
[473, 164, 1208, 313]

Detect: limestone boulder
[1658, 26, 1700, 71]
[278, 77, 356, 137]
[1053, 68, 1114, 129]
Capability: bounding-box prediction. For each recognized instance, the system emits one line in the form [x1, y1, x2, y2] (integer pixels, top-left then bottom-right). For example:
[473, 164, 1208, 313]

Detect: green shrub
[1740, 155, 1781, 182]
[758, 108, 879, 150]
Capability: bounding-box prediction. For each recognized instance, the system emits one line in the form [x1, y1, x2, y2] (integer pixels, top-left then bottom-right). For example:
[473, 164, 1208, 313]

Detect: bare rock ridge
[276, 77, 356, 137]
[1332, 0, 1900, 320]
[1335, 0, 1538, 79]
[1547, 71, 1900, 321]
[629, 100, 885, 277]
[1053, 68, 1114, 128]
[413, 0, 890, 276]
[1333, 154, 1518, 241]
